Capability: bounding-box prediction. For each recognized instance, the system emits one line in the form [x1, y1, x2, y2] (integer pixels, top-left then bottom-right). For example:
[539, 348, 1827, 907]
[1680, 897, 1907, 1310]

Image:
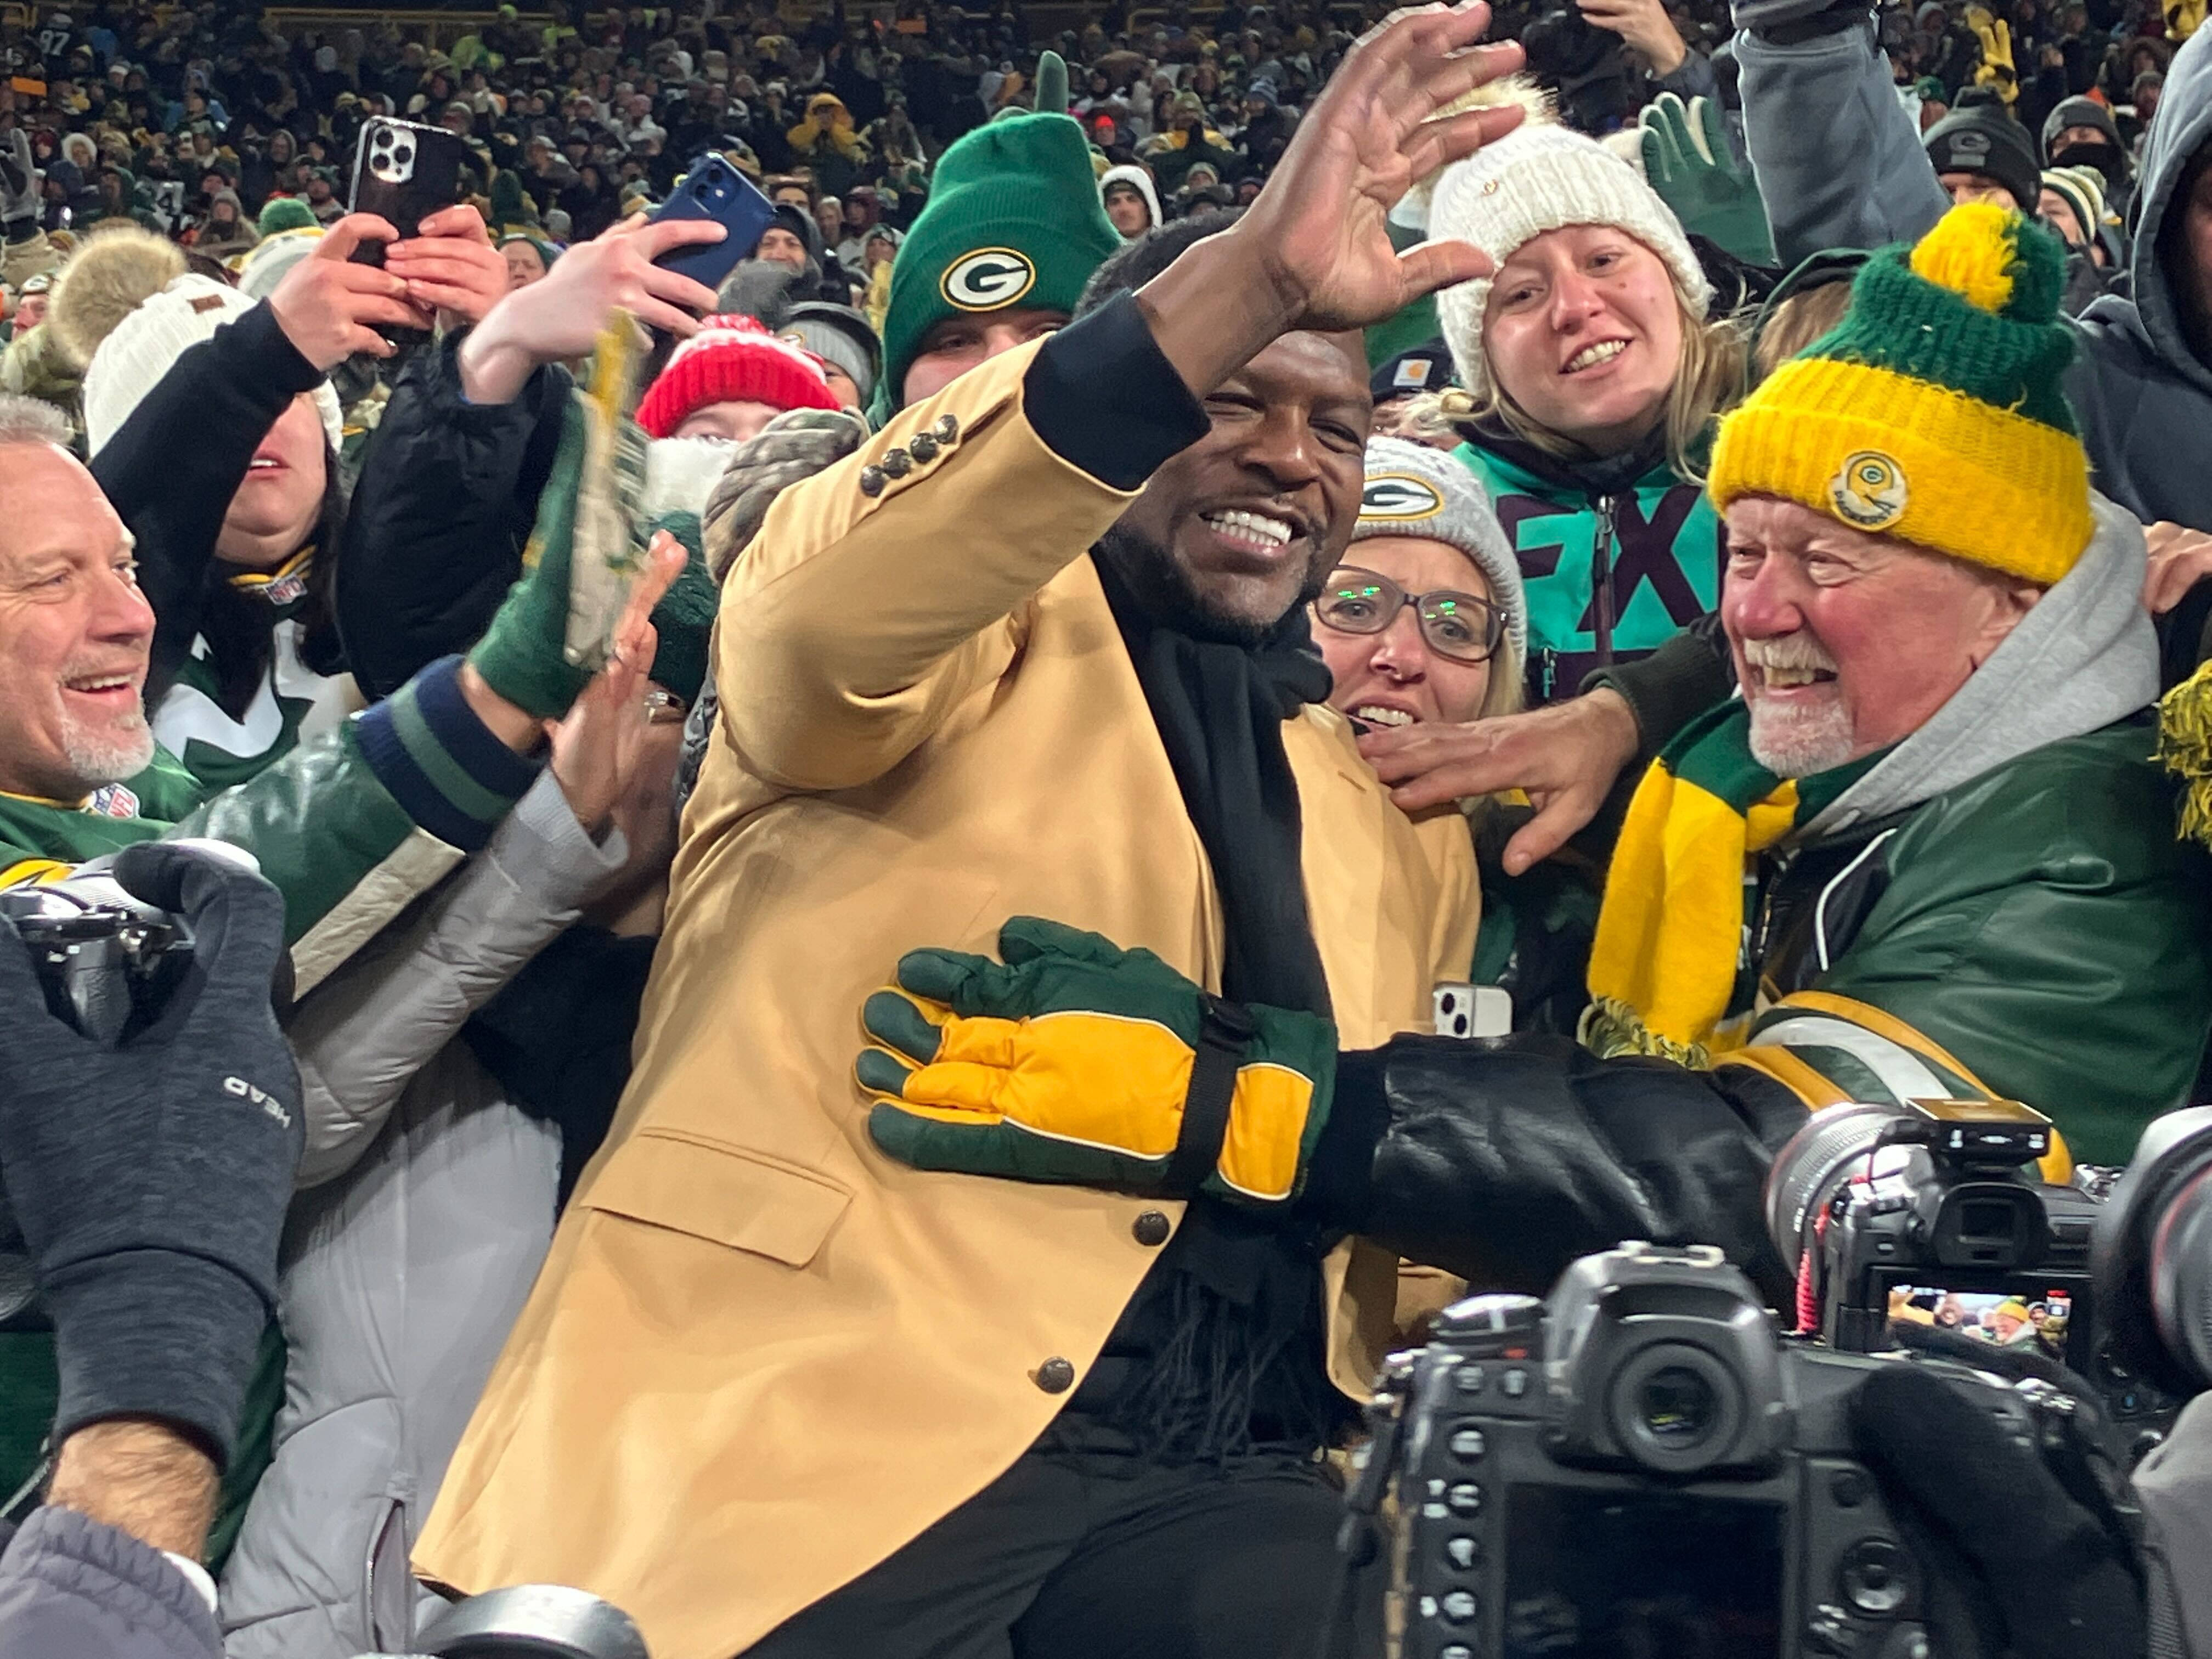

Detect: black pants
[744, 1448, 1384, 1659]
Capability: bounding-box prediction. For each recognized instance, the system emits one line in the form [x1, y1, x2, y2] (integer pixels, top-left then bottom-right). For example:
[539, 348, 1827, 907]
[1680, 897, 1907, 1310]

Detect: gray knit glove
[699, 405, 872, 581]
[0, 131, 38, 229]
[679, 405, 873, 808]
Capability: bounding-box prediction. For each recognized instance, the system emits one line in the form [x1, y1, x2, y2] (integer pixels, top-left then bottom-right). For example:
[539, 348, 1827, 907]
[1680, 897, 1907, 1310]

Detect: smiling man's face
[0, 442, 157, 800]
[1099, 330, 1370, 644]
[1720, 495, 2039, 776]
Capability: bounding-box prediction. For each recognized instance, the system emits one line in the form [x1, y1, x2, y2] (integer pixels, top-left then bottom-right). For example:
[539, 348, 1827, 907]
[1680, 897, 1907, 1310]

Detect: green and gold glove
[466, 320, 653, 721]
[857, 917, 1338, 1207]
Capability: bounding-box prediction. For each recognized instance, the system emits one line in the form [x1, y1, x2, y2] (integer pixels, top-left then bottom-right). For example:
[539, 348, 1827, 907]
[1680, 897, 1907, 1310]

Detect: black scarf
[1062, 552, 1348, 1464]
[1094, 554, 1335, 1019]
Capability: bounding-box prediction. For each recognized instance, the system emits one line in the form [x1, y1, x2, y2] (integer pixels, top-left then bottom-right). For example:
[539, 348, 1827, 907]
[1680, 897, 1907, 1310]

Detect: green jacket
[1723, 716, 2212, 1166]
[1454, 428, 1722, 705]
[0, 663, 544, 1563]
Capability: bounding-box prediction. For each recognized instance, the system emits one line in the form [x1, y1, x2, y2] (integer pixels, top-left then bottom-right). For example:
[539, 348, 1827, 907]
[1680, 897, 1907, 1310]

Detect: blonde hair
[1480, 639, 1526, 721]
[1752, 281, 1855, 382]
[1429, 285, 1748, 485]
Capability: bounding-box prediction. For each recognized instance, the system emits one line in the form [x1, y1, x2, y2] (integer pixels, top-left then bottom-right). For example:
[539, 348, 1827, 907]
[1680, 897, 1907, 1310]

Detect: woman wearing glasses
[1316, 439, 1599, 1035]
[1312, 437, 1528, 735]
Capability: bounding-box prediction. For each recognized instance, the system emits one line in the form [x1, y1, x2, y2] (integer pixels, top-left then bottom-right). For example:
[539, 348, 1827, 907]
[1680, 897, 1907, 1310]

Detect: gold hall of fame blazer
[416, 338, 1482, 1659]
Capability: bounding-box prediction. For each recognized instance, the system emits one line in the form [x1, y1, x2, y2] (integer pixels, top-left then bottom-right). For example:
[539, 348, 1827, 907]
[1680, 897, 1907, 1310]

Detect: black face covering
[1052, 547, 1351, 1466]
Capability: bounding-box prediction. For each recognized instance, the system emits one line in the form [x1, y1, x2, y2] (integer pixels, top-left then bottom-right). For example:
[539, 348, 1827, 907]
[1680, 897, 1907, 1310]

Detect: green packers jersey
[0, 747, 210, 888]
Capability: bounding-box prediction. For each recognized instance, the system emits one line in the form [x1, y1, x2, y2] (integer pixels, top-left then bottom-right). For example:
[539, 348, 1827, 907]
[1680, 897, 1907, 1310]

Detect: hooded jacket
[1455, 424, 1724, 704]
[1098, 162, 1161, 235]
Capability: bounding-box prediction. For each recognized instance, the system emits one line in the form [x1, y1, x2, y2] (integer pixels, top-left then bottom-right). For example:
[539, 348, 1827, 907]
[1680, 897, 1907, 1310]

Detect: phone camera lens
[396, 144, 413, 165]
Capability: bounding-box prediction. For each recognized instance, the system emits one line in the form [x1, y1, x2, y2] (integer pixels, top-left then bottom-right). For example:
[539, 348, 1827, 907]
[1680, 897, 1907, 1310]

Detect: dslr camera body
[1769, 1098, 2179, 1437]
[1375, 1241, 2049, 1659]
[0, 862, 194, 1046]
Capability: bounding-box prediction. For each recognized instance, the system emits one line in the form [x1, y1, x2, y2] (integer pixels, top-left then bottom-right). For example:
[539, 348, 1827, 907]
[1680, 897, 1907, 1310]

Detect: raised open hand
[1236, 2, 1527, 335]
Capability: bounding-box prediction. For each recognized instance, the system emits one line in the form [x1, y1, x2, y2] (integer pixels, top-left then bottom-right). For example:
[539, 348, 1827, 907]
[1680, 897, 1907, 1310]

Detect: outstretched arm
[1735, 10, 1949, 267]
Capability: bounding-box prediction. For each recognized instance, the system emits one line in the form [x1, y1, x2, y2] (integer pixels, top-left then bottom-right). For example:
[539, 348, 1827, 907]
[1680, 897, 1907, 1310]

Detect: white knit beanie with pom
[1427, 120, 1711, 399]
[81, 274, 345, 458]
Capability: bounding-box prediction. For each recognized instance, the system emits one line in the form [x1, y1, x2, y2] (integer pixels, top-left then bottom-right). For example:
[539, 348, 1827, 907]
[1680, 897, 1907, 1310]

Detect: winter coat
[0, 1509, 222, 1659]
[336, 336, 729, 698]
[336, 331, 572, 699]
[1454, 426, 1724, 705]
[218, 773, 627, 1659]
[1738, 17, 2212, 535]
[90, 302, 357, 794]
[413, 318, 1481, 1659]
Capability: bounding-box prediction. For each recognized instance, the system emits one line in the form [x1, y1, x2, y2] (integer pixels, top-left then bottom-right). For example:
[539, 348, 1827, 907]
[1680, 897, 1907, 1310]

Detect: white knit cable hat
[81, 274, 345, 458]
[1427, 120, 1712, 399]
[1349, 436, 1527, 661]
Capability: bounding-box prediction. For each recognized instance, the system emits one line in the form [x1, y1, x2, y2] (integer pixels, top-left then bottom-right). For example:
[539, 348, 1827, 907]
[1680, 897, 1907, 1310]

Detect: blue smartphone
[648, 154, 776, 295]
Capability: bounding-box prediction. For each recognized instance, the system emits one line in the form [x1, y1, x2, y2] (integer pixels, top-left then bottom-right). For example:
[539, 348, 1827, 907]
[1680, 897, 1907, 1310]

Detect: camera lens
[1637, 1365, 1718, 1448]
[1765, 1102, 1911, 1268]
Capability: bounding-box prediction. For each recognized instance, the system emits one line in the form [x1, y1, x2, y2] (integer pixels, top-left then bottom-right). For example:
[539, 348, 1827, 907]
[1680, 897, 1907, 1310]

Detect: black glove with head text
[1850, 1331, 2146, 1659]
[0, 841, 302, 1465]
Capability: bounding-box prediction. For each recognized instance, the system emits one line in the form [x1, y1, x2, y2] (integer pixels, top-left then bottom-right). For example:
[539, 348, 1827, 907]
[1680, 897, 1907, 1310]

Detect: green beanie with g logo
[873, 110, 1122, 420]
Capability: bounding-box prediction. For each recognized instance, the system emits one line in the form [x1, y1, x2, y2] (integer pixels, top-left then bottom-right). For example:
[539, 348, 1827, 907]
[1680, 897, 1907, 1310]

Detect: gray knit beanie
[1348, 437, 1526, 660]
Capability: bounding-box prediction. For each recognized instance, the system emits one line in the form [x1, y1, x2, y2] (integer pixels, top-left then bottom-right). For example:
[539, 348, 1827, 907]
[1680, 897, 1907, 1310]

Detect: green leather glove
[857, 917, 1338, 1207]
[466, 323, 652, 721]
[1638, 93, 1777, 268]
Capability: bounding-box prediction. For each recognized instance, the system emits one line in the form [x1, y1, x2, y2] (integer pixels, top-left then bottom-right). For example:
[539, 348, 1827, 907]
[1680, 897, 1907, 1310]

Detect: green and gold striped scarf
[1582, 700, 1884, 1066]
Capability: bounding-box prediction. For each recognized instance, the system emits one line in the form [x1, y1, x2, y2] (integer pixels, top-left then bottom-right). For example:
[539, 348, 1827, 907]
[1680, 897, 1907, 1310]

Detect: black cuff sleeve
[1023, 291, 1210, 491]
[1296, 1046, 1389, 1232]
[1581, 613, 1734, 769]
[223, 300, 326, 399]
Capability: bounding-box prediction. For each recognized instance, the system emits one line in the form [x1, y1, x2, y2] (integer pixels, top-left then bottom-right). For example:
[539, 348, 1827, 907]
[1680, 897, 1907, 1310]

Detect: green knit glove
[1639, 93, 1777, 268]
[856, 917, 1339, 1207]
[466, 324, 651, 721]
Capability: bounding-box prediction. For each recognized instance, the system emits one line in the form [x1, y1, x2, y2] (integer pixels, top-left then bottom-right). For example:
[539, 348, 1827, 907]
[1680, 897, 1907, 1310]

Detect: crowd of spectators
[3, 0, 2212, 1654]
[0, 0, 2191, 353]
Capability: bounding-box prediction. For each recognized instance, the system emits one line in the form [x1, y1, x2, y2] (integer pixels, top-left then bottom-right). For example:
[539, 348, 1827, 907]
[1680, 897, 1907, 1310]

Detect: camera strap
[1163, 994, 1254, 1197]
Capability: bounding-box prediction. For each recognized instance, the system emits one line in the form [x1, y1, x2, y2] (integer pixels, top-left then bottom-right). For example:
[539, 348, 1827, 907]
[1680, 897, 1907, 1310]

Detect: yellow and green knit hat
[1709, 202, 2091, 586]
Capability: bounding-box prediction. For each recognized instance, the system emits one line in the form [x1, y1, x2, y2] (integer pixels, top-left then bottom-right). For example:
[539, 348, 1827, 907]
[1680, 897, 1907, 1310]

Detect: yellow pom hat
[1709, 202, 2092, 586]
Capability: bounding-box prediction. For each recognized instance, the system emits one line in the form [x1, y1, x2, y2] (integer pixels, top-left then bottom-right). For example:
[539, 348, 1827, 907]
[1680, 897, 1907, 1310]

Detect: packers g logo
[940, 248, 1037, 311]
[1829, 450, 1909, 531]
[1359, 475, 1444, 522]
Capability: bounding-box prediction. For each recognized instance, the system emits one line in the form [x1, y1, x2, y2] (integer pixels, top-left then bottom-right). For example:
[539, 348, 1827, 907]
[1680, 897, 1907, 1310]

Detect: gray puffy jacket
[218, 772, 628, 1659]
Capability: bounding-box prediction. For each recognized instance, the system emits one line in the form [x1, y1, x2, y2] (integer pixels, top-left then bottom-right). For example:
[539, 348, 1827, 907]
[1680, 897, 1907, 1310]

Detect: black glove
[1850, 1337, 2145, 1659]
[1731, 0, 1872, 42]
[0, 842, 302, 1464]
[1312, 1034, 1799, 1297]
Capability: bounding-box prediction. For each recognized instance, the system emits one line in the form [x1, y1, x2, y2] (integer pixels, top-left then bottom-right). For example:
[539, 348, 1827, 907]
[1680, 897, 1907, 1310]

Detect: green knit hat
[1711, 202, 2090, 587]
[872, 109, 1121, 418]
[643, 511, 716, 705]
[257, 196, 318, 236]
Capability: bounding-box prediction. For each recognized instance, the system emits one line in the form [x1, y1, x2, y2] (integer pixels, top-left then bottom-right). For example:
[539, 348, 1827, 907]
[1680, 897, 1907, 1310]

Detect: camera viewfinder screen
[1889, 1285, 2072, 1363]
[1502, 1486, 1784, 1658]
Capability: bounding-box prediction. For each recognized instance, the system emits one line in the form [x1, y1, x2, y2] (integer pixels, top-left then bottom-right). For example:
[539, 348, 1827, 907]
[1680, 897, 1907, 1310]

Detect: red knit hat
[634, 314, 840, 438]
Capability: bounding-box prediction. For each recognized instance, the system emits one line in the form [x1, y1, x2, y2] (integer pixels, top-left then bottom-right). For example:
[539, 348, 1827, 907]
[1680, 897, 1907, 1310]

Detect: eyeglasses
[1312, 567, 1506, 664]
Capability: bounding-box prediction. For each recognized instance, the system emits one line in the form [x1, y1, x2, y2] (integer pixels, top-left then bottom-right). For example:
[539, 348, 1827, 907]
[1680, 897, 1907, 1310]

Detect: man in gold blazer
[417, 13, 1530, 1657]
